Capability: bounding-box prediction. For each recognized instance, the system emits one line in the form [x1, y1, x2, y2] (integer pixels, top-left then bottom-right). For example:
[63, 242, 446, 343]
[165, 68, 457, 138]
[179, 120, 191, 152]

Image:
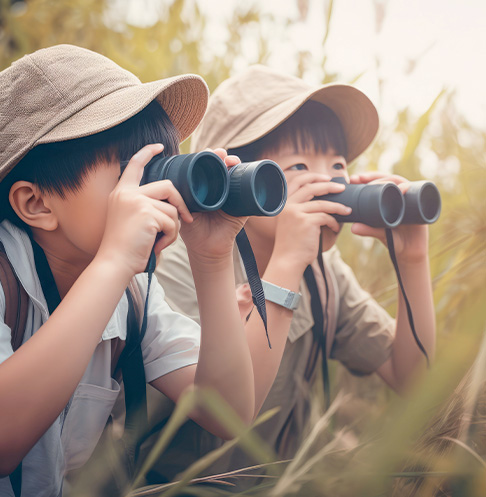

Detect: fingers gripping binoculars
[316, 177, 441, 228]
[139, 150, 288, 217]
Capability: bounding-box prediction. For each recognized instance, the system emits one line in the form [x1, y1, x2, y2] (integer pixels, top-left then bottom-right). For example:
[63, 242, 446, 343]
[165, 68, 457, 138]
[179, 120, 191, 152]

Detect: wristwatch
[261, 280, 302, 311]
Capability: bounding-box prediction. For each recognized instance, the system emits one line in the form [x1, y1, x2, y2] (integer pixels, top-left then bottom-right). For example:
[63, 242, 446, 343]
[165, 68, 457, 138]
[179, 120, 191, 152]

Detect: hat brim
[225, 83, 378, 163]
[38, 74, 209, 145]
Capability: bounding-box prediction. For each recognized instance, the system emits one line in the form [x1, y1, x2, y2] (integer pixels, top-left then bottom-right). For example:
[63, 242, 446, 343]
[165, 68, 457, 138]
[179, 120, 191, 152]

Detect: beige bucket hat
[191, 64, 378, 163]
[0, 44, 209, 182]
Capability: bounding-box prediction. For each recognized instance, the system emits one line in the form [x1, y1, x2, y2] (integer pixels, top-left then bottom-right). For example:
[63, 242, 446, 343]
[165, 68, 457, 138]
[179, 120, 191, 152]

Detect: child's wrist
[187, 249, 234, 274]
[395, 253, 429, 269]
[264, 257, 304, 292]
[91, 253, 134, 287]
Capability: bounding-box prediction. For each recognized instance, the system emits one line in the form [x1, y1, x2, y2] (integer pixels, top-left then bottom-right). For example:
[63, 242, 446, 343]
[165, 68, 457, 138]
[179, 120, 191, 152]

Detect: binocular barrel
[138, 151, 287, 217]
[401, 180, 441, 224]
[316, 177, 441, 227]
[316, 177, 404, 228]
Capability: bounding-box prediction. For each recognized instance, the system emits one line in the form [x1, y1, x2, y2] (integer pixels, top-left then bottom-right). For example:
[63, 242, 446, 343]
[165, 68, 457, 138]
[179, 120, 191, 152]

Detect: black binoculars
[316, 177, 441, 228]
[137, 151, 287, 217]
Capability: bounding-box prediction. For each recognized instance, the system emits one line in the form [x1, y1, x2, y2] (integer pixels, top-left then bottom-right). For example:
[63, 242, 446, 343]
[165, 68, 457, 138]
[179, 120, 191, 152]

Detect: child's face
[246, 144, 349, 251]
[43, 161, 120, 266]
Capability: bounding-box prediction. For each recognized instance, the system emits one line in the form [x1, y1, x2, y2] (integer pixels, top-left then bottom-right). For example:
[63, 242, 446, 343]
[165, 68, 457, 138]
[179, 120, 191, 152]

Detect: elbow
[201, 405, 254, 441]
[0, 454, 22, 479]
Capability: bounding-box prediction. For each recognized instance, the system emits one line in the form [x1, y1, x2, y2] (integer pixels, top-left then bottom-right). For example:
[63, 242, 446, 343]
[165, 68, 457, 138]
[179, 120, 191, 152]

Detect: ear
[9, 181, 58, 231]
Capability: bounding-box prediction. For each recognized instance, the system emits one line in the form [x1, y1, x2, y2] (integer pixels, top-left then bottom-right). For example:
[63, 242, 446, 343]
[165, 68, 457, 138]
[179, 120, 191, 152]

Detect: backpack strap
[0, 242, 29, 351]
[0, 243, 28, 497]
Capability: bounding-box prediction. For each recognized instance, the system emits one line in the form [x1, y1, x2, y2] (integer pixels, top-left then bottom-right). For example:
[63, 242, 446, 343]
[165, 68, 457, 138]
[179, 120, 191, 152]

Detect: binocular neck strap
[235, 228, 271, 349]
[385, 228, 430, 367]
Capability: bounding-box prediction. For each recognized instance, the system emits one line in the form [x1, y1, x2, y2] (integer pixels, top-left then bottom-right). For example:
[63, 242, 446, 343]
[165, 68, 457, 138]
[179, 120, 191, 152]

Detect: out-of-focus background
[1, 1, 485, 496]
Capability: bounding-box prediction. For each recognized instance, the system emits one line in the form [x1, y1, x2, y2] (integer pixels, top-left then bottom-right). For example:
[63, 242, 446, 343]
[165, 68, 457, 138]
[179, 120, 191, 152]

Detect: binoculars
[137, 151, 287, 217]
[316, 177, 441, 228]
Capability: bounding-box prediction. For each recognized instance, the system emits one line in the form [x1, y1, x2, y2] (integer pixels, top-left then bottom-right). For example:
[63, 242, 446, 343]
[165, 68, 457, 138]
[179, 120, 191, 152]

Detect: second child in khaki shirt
[146, 65, 436, 487]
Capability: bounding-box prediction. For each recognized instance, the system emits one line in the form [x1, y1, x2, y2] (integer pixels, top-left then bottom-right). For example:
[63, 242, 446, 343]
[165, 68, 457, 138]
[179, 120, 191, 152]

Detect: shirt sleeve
[137, 272, 200, 383]
[329, 248, 395, 375]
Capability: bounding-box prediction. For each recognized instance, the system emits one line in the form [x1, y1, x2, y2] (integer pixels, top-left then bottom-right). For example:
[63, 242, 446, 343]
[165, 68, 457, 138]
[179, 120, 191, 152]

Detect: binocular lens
[421, 184, 440, 222]
[189, 155, 228, 208]
[137, 151, 287, 217]
[401, 180, 441, 224]
[420, 183, 441, 222]
[380, 184, 405, 226]
[253, 162, 286, 213]
[223, 160, 287, 217]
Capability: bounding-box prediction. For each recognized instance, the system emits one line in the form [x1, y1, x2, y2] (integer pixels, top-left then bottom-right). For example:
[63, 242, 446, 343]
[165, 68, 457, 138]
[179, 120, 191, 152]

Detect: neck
[30, 231, 89, 299]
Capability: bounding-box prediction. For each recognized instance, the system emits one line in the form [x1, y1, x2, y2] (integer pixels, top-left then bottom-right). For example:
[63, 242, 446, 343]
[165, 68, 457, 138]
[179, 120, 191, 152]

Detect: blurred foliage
[1, 0, 485, 495]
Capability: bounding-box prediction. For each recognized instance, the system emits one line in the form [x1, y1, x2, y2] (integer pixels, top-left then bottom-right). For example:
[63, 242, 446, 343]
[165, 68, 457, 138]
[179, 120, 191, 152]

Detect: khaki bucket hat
[191, 64, 378, 163]
[0, 44, 209, 182]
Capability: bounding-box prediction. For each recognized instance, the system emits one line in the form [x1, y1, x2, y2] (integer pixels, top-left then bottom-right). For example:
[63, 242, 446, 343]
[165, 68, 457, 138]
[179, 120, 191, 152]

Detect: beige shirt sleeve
[154, 235, 201, 324]
[326, 247, 395, 375]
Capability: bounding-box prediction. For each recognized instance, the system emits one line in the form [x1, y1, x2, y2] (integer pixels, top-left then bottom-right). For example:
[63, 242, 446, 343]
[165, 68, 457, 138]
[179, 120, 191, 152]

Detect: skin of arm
[0, 259, 132, 475]
[350, 172, 436, 392]
[151, 149, 256, 438]
[0, 144, 194, 473]
[155, 166, 352, 419]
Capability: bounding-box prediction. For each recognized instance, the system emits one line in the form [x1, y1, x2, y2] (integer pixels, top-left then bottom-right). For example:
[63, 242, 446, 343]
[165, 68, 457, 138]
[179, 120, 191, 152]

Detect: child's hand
[97, 144, 193, 276]
[180, 148, 248, 264]
[272, 172, 351, 271]
[349, 172, 429, 264]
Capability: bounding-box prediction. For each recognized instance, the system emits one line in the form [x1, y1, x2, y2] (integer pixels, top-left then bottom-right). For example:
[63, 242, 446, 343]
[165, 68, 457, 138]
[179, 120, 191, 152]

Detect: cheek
[60, 193, 109, 252]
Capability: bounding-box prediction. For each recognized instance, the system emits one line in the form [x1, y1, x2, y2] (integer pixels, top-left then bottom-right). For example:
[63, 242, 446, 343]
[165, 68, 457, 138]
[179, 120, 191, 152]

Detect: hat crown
[192, 65, 312, 151]
[191, 64, 379, 164]
[0, 45, 141, 180]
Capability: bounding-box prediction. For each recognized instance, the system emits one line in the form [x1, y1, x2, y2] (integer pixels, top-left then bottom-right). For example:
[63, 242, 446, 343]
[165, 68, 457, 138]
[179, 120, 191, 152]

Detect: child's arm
[0, 145, 190, 474]
[238, 172, 352, 413]
[350, 172, 436, 392]
[155, 169, 351, 418]
[151, 150, 255, 435]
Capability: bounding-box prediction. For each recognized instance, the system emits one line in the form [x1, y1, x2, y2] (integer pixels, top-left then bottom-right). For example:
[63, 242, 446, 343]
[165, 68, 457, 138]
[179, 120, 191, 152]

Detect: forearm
[188, 251, 255, 425]
[0, 257, 129, 472]
[246, 255, 303, 415]
[388, 256, 436, 390]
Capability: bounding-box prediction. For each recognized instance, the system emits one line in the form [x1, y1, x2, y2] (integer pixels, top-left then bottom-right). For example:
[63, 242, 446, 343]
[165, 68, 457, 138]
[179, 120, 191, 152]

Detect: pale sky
[125, 0, 486, 130]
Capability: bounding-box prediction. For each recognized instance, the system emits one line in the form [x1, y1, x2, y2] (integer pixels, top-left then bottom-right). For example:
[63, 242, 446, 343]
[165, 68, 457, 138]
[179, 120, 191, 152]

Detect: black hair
[228, 100, 348, 162]
[0, 100, 179, 228]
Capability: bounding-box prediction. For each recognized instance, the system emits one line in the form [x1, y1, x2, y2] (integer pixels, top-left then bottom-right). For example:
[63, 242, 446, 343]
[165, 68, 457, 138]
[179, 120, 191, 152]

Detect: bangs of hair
[0, 100, 179, 225]
[229, 101, 347, 162]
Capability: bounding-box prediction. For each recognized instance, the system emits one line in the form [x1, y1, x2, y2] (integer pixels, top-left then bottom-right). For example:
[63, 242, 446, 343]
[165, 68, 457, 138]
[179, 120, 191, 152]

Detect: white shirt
[0, 220, 201, 496]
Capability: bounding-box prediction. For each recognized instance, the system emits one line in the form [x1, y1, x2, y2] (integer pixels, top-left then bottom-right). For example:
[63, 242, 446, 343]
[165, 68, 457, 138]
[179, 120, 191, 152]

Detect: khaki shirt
[145, 236, 394, 483]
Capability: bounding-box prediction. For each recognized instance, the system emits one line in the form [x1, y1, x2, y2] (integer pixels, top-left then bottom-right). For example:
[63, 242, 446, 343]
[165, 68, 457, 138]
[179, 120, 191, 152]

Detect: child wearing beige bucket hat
[0, 46, 291, 496]
[151, 64, 436, 487]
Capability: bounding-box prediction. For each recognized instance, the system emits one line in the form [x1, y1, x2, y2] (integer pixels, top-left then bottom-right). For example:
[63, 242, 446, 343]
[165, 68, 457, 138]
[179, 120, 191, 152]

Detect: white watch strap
[261, 280, 302, 310]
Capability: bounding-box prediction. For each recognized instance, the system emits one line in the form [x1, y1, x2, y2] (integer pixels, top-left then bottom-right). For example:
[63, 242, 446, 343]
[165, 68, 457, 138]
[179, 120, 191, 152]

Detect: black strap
[385, 229, 430, 367]
[303, 263, 331, 411]
[31, 239, 61, 315]
[8, 464, 21, 497]
[235, 228, 271, 348]
[118, 277, 151, 458]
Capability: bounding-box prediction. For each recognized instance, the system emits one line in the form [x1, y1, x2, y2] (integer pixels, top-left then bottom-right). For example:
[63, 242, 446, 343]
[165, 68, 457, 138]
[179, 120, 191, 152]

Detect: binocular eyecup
[401, 180, 441, 224]
[315, 177, 441, 228]
[139, 151, 287, 217]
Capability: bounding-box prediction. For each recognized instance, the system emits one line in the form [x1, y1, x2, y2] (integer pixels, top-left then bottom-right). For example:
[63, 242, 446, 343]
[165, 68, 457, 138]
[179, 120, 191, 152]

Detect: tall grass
[2, 0, 485, 495]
